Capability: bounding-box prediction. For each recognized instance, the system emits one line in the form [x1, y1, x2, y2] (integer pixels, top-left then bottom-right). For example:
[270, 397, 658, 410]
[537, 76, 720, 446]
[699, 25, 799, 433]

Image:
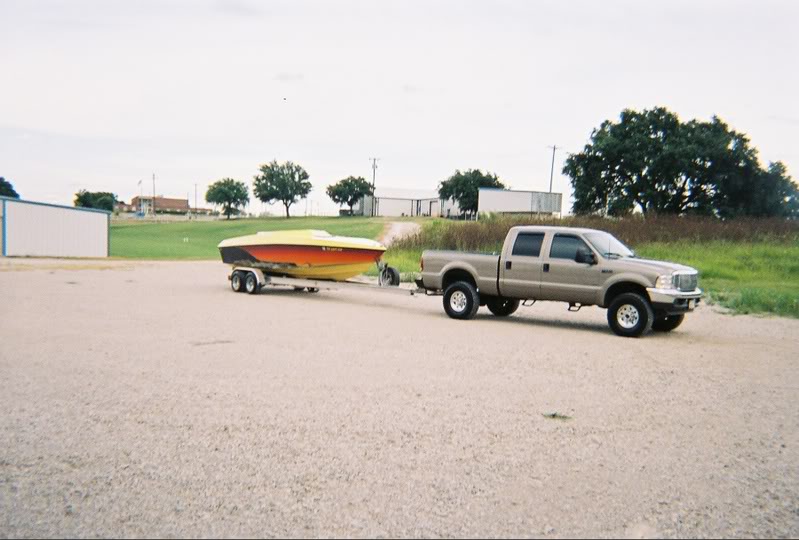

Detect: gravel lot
[1, 259, 797, 538]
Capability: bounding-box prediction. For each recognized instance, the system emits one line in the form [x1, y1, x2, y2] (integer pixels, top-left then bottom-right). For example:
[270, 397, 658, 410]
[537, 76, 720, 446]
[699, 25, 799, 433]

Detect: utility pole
[548, 145, 559, 193]
[194, 183, 198, 219]
[369, 157, 380, 217]
[152, 173, 156, 218]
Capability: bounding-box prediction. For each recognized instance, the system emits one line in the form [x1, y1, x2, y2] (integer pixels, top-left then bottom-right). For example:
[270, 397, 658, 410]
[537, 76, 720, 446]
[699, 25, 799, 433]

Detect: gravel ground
[1, 259, 797, 538]
[380, 221, 422, 246]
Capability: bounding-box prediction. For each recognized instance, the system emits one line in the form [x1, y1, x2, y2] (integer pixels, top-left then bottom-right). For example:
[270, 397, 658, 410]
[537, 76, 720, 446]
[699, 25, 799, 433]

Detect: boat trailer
[228, 264, 426, 297]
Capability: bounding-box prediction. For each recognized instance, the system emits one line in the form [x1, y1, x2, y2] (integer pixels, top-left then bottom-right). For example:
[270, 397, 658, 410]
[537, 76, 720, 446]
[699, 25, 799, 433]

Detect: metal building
[477, 188, 562, 216]
[1, 197, 110, 258]
[354, 188, 460, 217]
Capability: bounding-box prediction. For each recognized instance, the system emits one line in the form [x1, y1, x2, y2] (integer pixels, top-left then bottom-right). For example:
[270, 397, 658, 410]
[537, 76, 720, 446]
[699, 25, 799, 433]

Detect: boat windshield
[584, 232, 635, 259]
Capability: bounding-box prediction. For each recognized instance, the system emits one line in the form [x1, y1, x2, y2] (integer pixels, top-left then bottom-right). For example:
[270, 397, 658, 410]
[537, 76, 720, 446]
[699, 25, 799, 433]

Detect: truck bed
[420, 250, 501, 295]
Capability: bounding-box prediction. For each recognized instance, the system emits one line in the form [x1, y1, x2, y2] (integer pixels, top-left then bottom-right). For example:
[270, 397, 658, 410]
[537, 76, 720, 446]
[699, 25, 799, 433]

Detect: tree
[205, 178, 249, 220]
[74, 190, 117, 211]
[564, 107, 798, 217]
[438, 169, 505, 217]
[326, 176, 374, 215]
[0, 177, 19, 198]
[253, 161, 312, 218]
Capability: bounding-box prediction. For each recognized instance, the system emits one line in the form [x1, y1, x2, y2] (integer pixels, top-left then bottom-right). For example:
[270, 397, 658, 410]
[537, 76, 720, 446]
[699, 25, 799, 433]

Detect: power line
[369, 157, 380, 217]
[547, 145, 559, 193]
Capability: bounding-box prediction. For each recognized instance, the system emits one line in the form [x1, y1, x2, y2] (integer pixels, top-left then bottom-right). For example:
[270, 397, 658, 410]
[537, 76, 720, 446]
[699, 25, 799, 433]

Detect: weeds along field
[379, 215, 799, 318]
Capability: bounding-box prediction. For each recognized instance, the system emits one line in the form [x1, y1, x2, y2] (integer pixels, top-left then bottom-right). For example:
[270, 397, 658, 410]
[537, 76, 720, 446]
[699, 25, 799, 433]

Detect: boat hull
[218, 230, 387, 282]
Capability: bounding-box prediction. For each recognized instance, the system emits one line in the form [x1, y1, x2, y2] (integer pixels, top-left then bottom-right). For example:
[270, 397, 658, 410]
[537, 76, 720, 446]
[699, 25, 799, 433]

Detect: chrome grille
[676, 273, 698, 291]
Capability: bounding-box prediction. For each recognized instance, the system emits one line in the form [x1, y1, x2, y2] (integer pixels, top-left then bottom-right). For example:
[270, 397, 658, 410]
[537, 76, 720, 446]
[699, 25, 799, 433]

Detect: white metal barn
[0, 197, 110, 258]
[477, 188, 562, 216]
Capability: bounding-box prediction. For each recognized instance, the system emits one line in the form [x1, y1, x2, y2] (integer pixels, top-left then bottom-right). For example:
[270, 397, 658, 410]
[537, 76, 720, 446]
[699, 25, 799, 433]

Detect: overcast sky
[2, 0, 797, 215]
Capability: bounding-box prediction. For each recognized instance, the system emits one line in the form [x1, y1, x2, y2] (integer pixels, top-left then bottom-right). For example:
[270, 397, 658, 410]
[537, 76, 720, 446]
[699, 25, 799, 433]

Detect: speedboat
[218, 229, 387, 281]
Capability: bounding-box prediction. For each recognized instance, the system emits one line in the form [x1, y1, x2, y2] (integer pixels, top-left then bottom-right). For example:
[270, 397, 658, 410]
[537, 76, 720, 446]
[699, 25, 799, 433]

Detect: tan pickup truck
[418, 225, 702, 337]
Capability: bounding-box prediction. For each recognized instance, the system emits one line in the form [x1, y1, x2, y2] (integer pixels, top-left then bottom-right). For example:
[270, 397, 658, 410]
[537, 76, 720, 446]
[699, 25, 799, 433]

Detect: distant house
[131, 196, 189, 215]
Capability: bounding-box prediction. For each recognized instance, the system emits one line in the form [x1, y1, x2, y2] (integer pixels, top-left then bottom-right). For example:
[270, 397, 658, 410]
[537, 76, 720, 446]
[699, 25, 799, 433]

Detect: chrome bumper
[647, 287, 703, 311]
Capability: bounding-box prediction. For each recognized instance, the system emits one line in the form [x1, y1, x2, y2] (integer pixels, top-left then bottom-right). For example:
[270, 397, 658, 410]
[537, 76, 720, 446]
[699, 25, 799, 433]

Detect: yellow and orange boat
[218, 229, 387, 282]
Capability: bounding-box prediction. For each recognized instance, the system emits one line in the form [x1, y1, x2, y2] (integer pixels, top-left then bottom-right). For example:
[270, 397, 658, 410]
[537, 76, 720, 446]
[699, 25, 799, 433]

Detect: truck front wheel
[486, 297, 520, 317]
[443, 281, 480, 320]
[607, 292, 654, 337]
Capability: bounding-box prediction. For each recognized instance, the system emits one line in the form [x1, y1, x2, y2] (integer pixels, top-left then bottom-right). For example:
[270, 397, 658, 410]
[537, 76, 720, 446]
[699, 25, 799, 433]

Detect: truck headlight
[655, 274, 675, 289]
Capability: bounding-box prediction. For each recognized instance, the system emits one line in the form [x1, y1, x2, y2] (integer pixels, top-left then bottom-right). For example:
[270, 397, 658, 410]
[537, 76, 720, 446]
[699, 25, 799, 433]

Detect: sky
[1, 0, 797, 215]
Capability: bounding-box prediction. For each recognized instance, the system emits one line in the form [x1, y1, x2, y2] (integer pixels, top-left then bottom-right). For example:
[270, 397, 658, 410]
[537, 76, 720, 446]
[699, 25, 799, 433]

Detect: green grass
[110, 217, 387, 259]
[377, 241, 799, 317]
[635, 241, 799, 318]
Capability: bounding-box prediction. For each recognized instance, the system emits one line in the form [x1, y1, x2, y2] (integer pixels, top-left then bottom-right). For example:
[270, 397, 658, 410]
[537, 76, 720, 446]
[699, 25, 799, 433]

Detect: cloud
[401, 84, 421, 94]
[275, 72, 304, 82]
[214, 0, 262, 17]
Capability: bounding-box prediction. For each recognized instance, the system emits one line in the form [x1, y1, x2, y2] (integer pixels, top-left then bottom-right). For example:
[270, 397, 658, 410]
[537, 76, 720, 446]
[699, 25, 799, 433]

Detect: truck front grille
[676, 273, 698, 291]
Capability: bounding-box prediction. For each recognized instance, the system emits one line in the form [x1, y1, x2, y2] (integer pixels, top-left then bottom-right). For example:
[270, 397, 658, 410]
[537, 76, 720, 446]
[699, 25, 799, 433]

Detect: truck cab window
[549, 234, 590, 260]
[512, 233, 544, 257]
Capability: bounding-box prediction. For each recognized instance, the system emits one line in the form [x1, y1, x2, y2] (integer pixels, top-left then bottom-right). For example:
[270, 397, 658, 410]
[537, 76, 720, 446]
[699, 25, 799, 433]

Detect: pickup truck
[418, 226, 702, 337]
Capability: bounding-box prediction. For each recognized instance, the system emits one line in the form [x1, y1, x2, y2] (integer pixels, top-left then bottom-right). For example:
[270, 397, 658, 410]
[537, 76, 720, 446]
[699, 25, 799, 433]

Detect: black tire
[231, 271, 245, 293]
[386, 266, 401, 287]
[306, 287, 320, 293]
[443, 281, 480, 320]
[486, 297, 520, 317]
[244, 272, 260, 295]
[652, 314, 685, 332]
[607, 292, 654, 337]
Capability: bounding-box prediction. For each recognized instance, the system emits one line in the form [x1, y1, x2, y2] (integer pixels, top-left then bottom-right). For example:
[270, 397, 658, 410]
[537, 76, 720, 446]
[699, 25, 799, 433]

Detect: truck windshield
[584, 232, 635, 259]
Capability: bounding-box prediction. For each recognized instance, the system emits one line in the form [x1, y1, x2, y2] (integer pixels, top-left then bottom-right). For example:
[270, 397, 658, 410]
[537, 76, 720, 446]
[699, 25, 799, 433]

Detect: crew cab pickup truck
[418, 226, 702, 337]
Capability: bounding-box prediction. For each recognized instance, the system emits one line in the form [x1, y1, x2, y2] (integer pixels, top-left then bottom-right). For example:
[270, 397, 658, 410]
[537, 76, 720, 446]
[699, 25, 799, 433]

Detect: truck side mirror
[576, 248, 596, 265]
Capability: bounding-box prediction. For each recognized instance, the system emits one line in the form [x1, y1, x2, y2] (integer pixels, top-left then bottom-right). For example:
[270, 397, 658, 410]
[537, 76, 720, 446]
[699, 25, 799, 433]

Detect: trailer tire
[443, 281, 480, 320]
[486, 297, 520, 317]
[245, 272, 260, 295]
[231, 271, 245, 293]
[379, 266, 401, 287]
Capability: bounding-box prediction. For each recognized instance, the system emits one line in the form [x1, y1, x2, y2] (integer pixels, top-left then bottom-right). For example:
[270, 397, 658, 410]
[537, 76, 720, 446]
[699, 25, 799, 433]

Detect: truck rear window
[512, 233, 544, 257]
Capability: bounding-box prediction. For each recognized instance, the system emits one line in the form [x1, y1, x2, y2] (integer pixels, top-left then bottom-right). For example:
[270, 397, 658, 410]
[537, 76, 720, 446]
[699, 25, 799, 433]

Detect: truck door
[499, 231, 545, 299]
[540, 233, 603, 304]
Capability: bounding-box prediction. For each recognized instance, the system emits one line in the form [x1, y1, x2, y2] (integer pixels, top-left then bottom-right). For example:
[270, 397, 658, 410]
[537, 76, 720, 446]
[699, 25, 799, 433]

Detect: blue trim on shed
[0, 196, 112, 215]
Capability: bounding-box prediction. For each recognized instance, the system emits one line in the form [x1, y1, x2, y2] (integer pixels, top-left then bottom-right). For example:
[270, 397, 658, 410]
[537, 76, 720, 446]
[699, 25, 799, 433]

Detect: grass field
[110, 215, 799, 318]
[110, 217, 387, 259]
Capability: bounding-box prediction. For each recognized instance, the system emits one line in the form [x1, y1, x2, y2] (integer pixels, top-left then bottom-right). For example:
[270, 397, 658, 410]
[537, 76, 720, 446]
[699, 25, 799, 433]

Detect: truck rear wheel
[486, 297, 520, 317]
[653, 314, 684, 332]
[607, 292, 654, 337]
[443, 281, 480, 320]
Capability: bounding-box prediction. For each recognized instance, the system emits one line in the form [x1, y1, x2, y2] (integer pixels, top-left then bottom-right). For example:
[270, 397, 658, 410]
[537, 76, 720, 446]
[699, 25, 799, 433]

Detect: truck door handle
[543, 263, 550, 272]
[505, 261, 512, 270]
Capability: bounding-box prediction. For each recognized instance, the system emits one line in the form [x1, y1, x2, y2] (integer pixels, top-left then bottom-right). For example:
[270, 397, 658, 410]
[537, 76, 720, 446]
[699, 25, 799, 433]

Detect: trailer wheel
[443, 281, 480, 320]
[486, 297, 520, 317]
[231, 271, 245, 293]
[379, 266, 401, 287]
[244, 272, 260, 295]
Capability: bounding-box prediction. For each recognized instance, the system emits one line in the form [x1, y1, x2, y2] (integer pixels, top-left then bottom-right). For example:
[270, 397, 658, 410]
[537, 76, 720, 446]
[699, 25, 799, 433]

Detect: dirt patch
[1, 261, 797, 538]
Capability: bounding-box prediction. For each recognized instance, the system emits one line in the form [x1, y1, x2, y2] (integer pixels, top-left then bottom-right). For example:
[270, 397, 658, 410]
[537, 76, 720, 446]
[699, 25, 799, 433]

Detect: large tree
[0, 177, 19, 198]
[326, 176, 373, 215]
[438, 169, 505, 217]
[205, 178, 249, 220]
[253, 161, 312, 218]
[564, 107, 798, 217]
[74, 190, 116, 211]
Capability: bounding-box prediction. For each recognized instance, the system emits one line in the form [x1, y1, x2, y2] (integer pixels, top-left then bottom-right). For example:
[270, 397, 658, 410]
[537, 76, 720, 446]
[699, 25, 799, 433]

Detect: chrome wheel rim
[450, 291, 468, 313]
[617, 304, 640, 329]
[246, 276, 256, 293]
[232, 274, 241, 291]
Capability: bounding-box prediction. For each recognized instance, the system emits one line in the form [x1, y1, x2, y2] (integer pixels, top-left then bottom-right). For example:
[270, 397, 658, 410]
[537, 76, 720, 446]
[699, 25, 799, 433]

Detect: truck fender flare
[601, 275, 652, 307]
[440, 263, 479, 289]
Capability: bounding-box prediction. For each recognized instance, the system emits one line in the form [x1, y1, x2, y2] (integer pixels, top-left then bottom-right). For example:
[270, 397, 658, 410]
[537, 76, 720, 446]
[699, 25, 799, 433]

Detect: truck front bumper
[647, 288, 703, 315]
